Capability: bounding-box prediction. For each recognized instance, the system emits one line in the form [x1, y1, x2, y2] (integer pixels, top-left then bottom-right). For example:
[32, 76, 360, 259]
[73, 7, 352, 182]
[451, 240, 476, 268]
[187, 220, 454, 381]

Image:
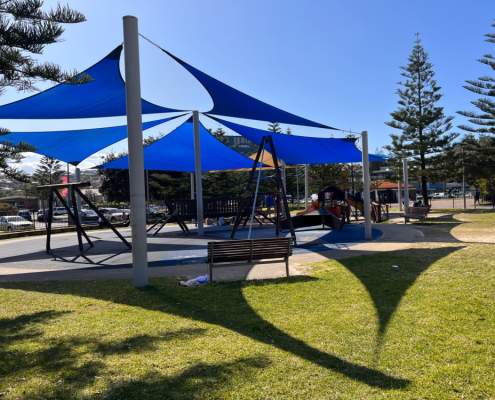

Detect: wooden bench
[207, 238, 292, 282]
[404, 206, 429, 223]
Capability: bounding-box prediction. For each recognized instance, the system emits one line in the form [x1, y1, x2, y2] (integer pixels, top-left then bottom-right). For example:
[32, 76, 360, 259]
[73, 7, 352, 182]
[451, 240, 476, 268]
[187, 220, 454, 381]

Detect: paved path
[0, 220, 433, 283]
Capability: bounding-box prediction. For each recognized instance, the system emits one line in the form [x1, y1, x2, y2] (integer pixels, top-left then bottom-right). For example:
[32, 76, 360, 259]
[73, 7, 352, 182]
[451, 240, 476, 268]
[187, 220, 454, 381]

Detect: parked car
[37, 207, 67, 221]
[99, 208, 125, 223]
[37, 209, 47, 222]
[80, 209, 99, 224]
[0, 215, 33, 231]
[18, 209, 32, 221]
[432, 192, 446, 199]
[53, 207, 68, 216]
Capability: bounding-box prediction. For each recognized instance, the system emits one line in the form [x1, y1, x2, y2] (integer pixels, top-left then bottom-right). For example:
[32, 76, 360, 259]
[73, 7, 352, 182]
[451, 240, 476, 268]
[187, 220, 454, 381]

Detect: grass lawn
[1, 215, 494, 399]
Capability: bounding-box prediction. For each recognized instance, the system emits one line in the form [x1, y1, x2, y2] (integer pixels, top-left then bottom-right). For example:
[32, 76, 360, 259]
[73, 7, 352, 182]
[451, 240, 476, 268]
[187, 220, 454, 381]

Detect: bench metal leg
[285, 257, 290, 278]
[209, 262, 213, 283]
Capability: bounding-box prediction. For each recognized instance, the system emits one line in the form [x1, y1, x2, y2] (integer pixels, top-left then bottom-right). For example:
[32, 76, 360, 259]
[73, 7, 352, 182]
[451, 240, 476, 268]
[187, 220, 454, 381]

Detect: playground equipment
[146, 197, 273, 236]
[231, 135, 296, 244]
[37, 181, 131, 262]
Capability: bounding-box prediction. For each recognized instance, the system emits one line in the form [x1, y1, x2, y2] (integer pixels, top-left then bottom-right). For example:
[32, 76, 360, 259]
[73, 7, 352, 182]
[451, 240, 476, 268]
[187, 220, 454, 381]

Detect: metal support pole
[74, 167, 82, 223]
[397, 180, 402, 211]
[403, 158, 409, 213]
[281, 161, 287, 192]
[304, 164, 309, 208]
[296, 165, 300, 204]
[123, 15, 148, 287]
[190, 173, 195, 200]
[361, 131, 372, 240]
[66, 163, 71, 207]
[193, 111, 204, 235]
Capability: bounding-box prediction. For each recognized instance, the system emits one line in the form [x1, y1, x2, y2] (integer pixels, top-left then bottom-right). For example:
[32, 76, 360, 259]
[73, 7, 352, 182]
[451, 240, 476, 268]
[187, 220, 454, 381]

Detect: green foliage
[32, 155, 64, 185]
[454, 135, 495, 196]
[308, 164, 351, 194]
[458, 20, 495, 135]
[386, 36, 456, 202]
[0, 139, 32, 181]
[0, 0, 86, 93]
[98, 153, 130, 203]
[148, 171, 190, 200]
[0, 0, 85, 179]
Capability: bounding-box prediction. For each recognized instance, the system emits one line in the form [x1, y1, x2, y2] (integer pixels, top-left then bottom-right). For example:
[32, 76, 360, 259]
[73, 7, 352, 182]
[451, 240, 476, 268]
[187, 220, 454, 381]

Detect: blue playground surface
[151, 224, 383, 267]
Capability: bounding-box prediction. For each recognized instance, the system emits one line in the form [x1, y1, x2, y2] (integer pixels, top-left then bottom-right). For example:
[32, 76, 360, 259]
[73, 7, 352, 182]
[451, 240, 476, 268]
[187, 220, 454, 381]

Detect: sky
[1, 0, 494, 172]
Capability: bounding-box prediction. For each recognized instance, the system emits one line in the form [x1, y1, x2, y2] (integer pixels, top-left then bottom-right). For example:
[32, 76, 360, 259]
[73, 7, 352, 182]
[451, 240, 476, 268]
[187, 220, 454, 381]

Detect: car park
[0, 215, 33, 231]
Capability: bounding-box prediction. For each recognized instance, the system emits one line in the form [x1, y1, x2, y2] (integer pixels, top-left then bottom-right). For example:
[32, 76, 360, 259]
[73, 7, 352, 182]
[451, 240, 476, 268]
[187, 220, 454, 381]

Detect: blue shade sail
[0, 116, 179, 164]
[158, 47, 334, 129]
[103, 118, 256, 172]
[0, 46, 181, 119]
[211, 116, 386, 165]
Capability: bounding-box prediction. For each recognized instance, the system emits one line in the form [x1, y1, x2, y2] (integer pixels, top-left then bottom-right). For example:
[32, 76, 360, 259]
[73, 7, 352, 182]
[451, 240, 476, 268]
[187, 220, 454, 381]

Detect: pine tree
[0, 0, 85, 180]
[32, 155, 64, 185]
[386, 36, 455, 203]
[455, 135, 495, 202]
[212, 127, 228, 144]
[458, 20, 495, 135]
[267, 122, 281, 133]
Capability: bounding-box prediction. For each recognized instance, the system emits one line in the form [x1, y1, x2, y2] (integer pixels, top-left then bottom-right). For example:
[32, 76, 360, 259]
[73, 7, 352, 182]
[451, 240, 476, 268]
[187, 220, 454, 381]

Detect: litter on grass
[179, 275, 209, 287]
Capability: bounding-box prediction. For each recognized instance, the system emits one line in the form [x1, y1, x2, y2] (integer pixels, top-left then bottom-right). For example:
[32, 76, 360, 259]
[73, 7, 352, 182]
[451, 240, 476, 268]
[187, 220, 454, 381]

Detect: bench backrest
[208, 238, 292, 263]
[167, 197, 259, 219]
[406, 206, 429, 215]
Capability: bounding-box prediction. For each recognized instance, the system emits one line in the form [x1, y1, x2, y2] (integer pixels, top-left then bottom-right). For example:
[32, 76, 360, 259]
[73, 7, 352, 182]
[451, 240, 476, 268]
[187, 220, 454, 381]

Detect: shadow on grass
[337, 246, 464, 359]
[0, 310, 209, 399]
[101, 356, 271, 400]
[1, 276, 409, 390]
[410, 214, 464, 243]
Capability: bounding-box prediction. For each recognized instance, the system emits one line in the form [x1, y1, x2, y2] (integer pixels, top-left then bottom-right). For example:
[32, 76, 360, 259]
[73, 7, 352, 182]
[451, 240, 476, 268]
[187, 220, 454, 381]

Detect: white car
[99, 208, 125, 223]
[432, 192, 446, 199]
[0, 215, 33, 231]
